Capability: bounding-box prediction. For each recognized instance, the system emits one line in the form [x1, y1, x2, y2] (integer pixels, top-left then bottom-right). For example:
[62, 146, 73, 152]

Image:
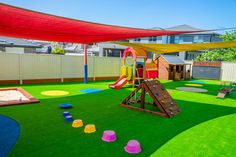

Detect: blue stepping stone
[59, 103, 73, 109]
[80, 88, 103, 94]
[62, 111, 70, 117]
[65, 115, 74, 122]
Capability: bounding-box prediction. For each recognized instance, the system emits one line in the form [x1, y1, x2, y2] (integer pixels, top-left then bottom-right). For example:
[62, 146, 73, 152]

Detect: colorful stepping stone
[124, 140, 142, 154]
[102, 130, 117, 142]
[72, 119, 83, 128]
[65, 115, 74, 122]
[59, 103, 73, 109]
[62, 111, 70, 117]
[84, 124, 96, 133]
[80, 88, 103, 94]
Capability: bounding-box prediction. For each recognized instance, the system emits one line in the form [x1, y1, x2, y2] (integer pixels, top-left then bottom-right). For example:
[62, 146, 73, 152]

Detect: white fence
[1, 53, 235, 83]
[221, 62, 236, 81]
[0, 53, 133, 84]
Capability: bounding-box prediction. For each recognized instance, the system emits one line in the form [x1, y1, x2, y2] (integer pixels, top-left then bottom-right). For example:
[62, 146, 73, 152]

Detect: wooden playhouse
[157, 55, 191, 80]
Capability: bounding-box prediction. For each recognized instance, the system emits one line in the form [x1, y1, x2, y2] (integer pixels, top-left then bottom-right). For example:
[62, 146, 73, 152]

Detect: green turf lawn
[0, 79, 235, 157]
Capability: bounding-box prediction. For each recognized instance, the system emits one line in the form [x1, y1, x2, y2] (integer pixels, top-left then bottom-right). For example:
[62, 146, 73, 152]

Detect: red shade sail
[0, 3, 201, 44]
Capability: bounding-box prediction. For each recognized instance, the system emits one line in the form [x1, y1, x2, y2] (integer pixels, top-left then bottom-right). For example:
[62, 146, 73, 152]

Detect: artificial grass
[0, 79, 235, 157]
[151, 113, 236, 157]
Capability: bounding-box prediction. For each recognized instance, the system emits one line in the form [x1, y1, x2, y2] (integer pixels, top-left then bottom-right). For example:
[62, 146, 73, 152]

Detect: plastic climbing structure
[109, 47, 158, 89]
[121, 80, 181, 118]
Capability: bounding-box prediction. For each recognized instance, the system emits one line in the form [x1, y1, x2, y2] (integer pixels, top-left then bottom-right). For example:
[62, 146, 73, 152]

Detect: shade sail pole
[83, 44, 88, 83]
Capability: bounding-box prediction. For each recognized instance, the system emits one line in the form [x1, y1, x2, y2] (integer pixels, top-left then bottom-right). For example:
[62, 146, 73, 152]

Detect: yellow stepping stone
[72, 119, 83, 128]
[41, 90, 69, 96]
[185, 84, 203, 87]
[84, 124, 96, 133]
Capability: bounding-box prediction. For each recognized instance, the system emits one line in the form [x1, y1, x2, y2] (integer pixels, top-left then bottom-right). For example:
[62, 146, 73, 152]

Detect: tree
[195, 30, 236, 62]
[51, 42, 65, 55]
[52, 47, 65, 55]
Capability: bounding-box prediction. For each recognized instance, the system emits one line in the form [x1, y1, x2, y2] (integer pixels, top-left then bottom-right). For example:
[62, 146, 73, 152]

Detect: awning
[113, 41, 236, 54]
[0, 3, 202, 44]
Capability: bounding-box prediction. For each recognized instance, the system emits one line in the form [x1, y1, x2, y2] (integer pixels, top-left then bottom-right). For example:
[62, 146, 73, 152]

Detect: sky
[1, 0, 236, 30]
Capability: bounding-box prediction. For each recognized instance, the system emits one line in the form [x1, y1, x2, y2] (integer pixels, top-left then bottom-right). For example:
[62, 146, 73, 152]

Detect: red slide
[109, 75, 128, 90]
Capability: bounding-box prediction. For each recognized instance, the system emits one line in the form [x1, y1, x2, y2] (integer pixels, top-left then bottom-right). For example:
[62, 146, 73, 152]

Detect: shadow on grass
[0, 86, 236, 157]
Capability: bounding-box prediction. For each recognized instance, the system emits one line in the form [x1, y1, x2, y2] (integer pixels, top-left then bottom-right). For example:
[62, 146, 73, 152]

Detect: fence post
[118, 57, 121, 76]
[18, 54, 23, 85]
[93, 56, 96, 81]
[60, 55, 64, 83]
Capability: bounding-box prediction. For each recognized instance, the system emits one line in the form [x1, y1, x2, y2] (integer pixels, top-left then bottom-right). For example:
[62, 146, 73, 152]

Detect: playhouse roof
[0, 3, 201, 44]
[161, 55, 186, 65]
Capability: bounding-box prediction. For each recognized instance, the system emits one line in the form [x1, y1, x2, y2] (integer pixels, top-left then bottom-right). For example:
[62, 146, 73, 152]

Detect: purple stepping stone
[124, 140, 142, 154]
[102, 130, 117, 142]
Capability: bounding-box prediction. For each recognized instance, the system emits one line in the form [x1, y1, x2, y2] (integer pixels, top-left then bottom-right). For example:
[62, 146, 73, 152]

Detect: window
[149, 36, 157, 42]
[103, 48, 124, 57]
[185, 51, 204, 60]
[147, 52, 153, 59]
[134, 38, 141, 42]
[174, 35, 180, 43]
[180, 35, 193, 43]
[170, 66, 174, 72]
[0, 46, 6, 52]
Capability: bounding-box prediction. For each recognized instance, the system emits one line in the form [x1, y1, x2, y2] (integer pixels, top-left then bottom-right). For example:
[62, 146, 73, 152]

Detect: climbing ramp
[121, 80, 181, 118]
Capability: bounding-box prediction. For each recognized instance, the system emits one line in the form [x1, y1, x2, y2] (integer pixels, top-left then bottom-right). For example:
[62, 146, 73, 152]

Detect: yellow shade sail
[113, 41, 236, 54]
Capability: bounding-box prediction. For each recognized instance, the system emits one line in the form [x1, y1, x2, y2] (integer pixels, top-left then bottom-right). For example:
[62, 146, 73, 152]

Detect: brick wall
[158, 56, 169, 80]
[193, 61, 221, 67]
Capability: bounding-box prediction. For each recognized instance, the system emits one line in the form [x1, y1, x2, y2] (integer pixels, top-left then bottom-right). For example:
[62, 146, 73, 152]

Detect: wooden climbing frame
[121, 80, 181, 118]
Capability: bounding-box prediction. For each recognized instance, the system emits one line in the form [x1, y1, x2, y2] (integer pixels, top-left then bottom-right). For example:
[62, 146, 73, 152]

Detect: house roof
[165, 24, 220, 35]
[0, 36, 42, 48]
[162, 55, 186, 65]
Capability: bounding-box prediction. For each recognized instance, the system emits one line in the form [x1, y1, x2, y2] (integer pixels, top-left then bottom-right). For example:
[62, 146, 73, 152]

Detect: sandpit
[0, 90, 29, 102]
[0, 88, 39, 106]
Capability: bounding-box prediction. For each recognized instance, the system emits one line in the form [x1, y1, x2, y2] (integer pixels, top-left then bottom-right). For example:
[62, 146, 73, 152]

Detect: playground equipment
[65, 115, 74, 122]
[84, 124, 96, 133]
[109, 47, 158, 89]
[217, 81, 235, 99]
[124, 140, 142, 154]
[0, 87, 39, 107]
[121, 80, 181, 118]
[59, 103, 73, 109]
[72, 119, 83, 128]
[109, 75, 128, 89]
[102, 130, 117, 142]
[62, 111, 70, 117]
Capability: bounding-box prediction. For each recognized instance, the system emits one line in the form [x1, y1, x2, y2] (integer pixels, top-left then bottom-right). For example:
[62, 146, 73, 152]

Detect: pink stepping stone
[102, 130, 117, 142]
[124, 140, 142, 154]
